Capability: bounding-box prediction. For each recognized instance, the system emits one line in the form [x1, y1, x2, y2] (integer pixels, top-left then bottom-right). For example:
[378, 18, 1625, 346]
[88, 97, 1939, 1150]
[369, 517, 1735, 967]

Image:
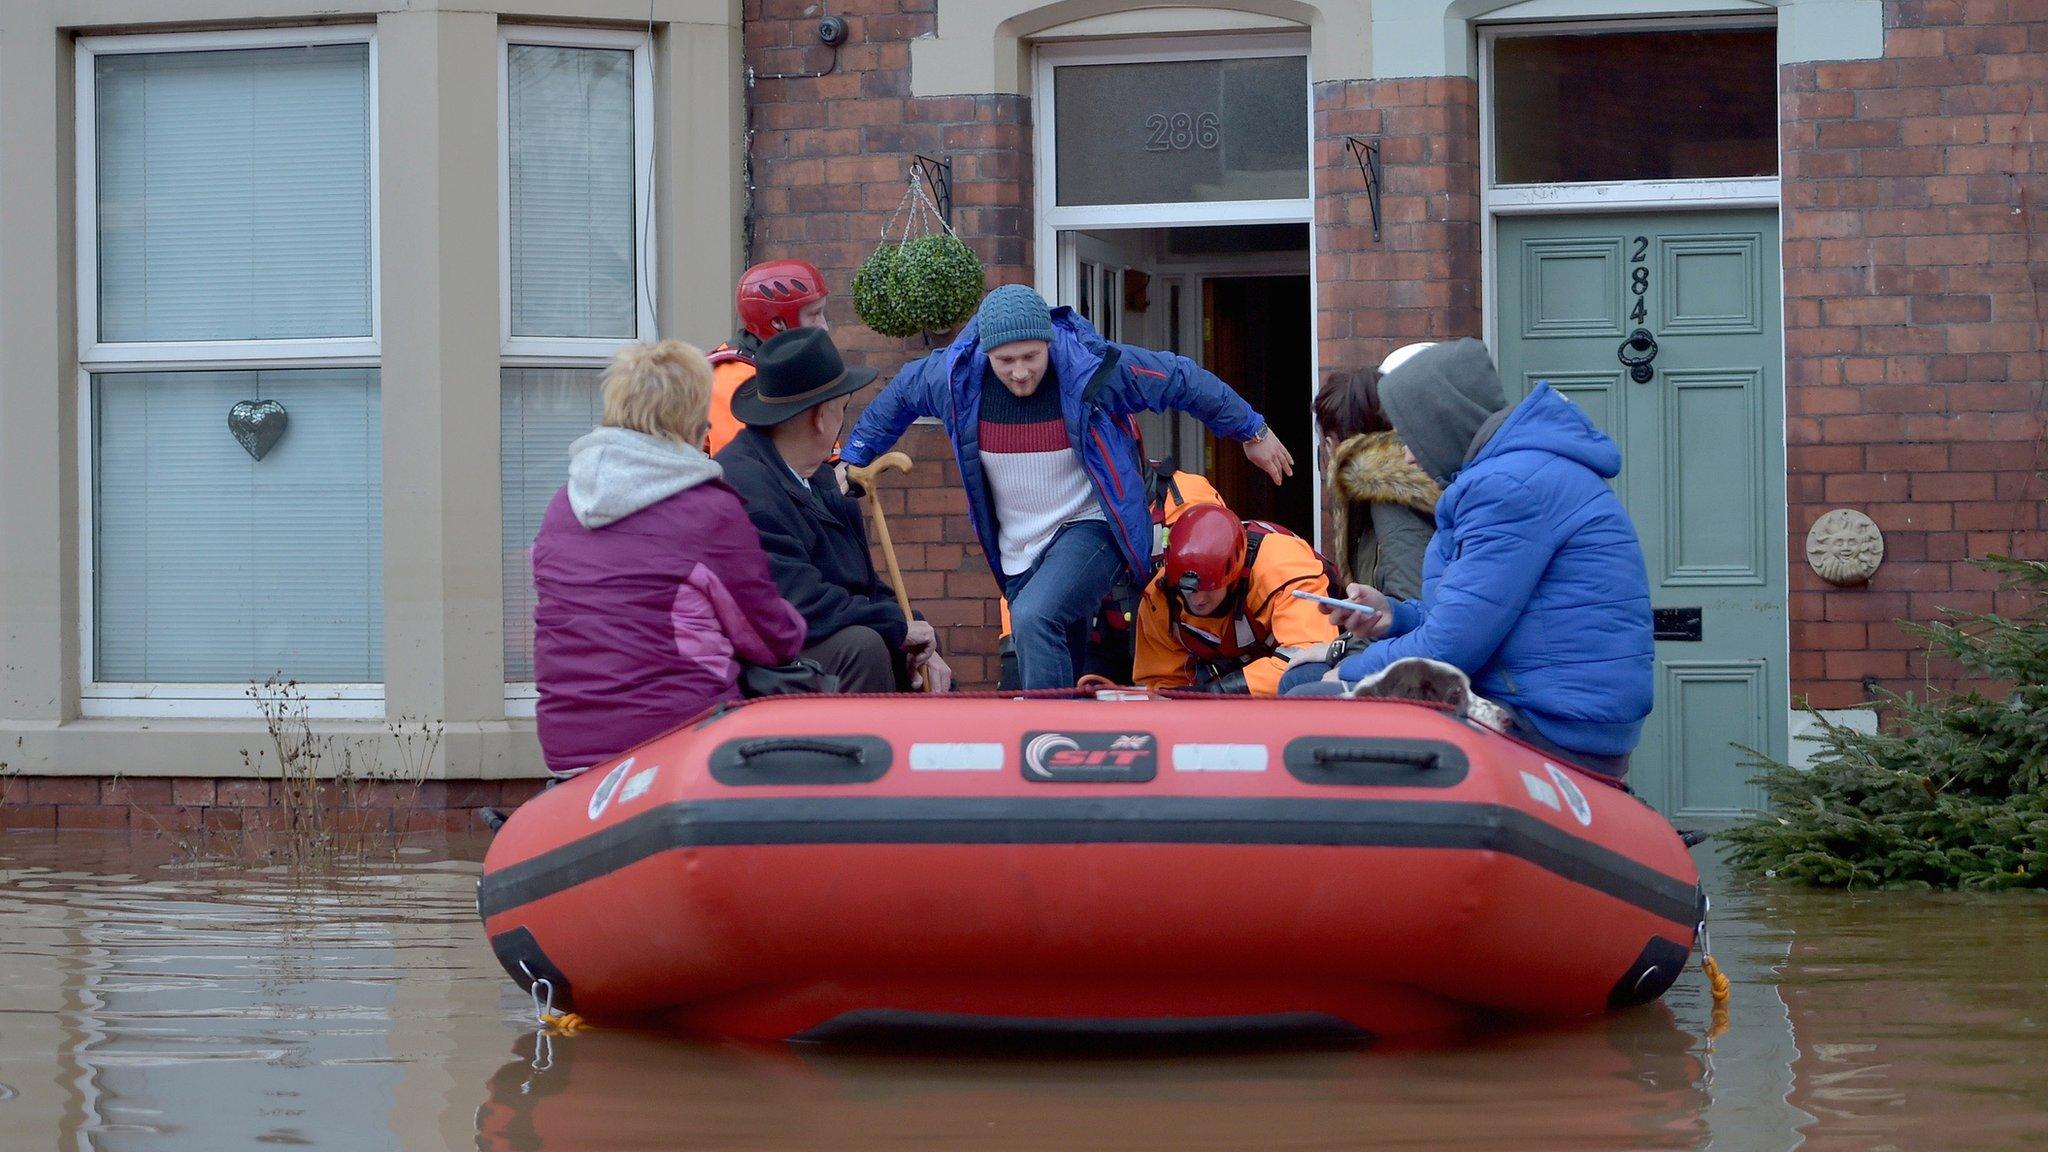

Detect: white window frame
[74, 25, 385, 719]
[500, 25, 657, 714]
[498, 24, 658, 362]
[1033, 34, 1315, 257]
[75, 25, 383, 364]
[1476, 14, 1782, 353]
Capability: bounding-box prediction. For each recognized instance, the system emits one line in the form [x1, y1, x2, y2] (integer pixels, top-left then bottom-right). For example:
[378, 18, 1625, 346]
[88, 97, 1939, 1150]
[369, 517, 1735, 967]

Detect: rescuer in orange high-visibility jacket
[1133, 502, 1340, 697]
[705, 259, 832, 456]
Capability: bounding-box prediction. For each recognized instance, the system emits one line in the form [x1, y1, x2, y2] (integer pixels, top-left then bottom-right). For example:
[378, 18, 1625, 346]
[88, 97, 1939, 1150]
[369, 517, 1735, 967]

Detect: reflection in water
[1, 832, 2044, 1152]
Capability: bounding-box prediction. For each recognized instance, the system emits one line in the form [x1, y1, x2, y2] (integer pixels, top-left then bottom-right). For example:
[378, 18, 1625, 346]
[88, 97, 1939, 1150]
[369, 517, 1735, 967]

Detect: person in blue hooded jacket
[840, 284, 1295, 690]
[1297, 338, 1654, 777]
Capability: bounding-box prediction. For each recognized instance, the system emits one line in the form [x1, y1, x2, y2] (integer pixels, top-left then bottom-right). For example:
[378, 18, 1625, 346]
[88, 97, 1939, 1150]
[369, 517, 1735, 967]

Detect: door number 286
[1144, 112, 1222, 152]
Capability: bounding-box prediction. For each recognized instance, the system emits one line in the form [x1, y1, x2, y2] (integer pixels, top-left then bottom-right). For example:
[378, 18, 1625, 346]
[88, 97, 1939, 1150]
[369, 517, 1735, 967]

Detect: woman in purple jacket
[532, 340, 807, 776]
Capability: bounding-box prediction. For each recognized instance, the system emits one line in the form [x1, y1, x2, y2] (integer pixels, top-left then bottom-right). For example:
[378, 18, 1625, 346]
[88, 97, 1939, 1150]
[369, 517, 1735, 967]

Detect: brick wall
[1313, 77, 1484, 380]
[746, 0, 1026, 685]
[0, 774, 545, 833]
[1780, 0, 2048, 708]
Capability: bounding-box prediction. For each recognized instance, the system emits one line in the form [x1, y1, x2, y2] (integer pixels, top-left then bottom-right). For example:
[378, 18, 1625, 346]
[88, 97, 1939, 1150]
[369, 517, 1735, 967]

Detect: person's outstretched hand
[1323, 583, 1392, 639]
[1244, 434, 1295, 485]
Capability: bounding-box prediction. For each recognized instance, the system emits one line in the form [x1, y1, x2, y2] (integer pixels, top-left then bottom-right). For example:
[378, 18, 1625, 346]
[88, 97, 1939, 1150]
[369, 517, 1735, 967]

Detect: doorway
[1056, 224, 1314, 537]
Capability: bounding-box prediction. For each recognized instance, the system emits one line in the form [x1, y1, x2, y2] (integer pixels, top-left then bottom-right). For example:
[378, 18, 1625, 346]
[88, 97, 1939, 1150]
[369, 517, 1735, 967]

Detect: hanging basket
[853, 171, 985, 339]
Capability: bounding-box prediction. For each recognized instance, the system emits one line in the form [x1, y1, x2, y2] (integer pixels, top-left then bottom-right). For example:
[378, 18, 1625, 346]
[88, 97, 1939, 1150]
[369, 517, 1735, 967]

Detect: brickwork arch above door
[911, 0, 1361, 95]
[1370, 0, 1881, 80]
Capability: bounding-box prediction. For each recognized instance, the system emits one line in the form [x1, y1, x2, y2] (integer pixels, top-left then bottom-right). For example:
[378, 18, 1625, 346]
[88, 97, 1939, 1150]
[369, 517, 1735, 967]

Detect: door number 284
[1628, 236, 1649, 323]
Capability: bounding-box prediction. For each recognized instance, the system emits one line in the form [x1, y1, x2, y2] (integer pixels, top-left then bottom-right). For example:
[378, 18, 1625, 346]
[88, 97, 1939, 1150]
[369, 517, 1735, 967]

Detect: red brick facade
[747, 0, 1029, 686]
[743, 2, 2045, 708]
[1312, 77, 1484, 379]
[1780, 1, 2048, 708]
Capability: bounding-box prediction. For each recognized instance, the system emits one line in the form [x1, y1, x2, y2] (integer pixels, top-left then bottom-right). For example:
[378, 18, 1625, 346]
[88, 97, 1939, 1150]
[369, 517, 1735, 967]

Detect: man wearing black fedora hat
[715, 327, 952, 693]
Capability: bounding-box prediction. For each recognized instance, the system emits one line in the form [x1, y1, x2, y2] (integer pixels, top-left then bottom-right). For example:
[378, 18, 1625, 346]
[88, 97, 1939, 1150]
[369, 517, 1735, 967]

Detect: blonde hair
[600, 340, 714, 445]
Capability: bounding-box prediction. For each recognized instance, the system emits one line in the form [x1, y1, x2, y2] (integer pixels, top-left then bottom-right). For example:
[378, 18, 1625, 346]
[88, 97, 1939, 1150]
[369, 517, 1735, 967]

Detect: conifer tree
[1725, 556, 2047, 889]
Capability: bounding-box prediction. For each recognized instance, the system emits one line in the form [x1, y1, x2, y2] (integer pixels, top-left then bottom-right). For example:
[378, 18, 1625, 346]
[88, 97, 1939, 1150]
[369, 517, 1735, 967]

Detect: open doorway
[1057, 223, 1314, 538]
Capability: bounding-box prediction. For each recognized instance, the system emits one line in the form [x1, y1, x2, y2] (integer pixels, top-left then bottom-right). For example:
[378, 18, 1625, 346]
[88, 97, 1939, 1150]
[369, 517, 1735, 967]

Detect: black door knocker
[1617, 328, 1658, 383]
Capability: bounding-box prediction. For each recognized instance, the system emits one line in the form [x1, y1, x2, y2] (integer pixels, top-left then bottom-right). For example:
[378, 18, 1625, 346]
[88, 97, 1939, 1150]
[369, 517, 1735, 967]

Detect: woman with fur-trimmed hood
[1315, 349, 1440, 602]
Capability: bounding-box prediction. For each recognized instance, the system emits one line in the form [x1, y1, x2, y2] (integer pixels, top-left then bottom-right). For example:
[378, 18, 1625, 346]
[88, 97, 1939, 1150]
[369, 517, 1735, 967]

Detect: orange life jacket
[706, 344, 752, 457]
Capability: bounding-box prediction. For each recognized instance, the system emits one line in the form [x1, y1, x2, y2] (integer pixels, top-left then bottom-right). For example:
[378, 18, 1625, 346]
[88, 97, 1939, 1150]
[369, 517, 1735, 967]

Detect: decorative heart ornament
[228, 400, 289, 461]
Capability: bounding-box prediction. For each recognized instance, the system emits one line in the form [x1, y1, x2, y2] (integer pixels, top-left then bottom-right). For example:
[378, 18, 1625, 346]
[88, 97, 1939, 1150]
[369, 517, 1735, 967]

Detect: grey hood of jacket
[1375, 337, 1509, 487]
[566, 427, 723, 529]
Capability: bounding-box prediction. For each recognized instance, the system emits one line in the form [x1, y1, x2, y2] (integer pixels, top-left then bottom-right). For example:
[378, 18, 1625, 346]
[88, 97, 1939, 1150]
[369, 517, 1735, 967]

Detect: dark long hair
[1313, 371, 1392, 440]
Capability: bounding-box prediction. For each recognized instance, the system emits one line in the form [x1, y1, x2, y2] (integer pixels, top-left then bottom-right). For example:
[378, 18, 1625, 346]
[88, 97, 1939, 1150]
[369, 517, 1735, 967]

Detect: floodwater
[1, 833, 2044, 1152]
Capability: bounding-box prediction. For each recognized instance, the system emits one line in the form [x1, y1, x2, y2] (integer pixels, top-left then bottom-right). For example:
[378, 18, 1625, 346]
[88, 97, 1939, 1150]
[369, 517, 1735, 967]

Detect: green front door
[1497, 211, 1787, 820]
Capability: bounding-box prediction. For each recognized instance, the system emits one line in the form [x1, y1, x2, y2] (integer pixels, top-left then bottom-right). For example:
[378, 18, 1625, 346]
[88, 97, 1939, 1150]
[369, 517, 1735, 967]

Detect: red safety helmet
[736, 259, 829, 341]
[1163, 503, 1248, 596]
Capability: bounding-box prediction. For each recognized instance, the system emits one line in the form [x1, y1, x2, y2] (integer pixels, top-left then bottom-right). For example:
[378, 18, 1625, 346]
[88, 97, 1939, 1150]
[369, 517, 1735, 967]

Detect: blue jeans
[1002, 520, 1127, 690]
[1278, 661, 1334, 695]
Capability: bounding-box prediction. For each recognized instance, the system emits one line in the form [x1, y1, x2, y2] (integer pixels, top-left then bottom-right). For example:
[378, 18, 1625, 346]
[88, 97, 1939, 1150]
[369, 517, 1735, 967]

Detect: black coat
[715, 427, 908, 649]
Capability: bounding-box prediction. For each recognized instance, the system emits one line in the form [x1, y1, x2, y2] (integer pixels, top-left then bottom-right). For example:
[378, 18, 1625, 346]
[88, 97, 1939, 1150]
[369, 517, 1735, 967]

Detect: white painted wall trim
[912, 0, 1353, 96]
[1369, 0, 1880, 80]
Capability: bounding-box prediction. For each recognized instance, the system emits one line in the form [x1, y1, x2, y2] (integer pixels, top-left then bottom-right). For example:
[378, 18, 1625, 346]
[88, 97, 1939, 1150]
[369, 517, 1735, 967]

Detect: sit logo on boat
[1022, 731, 1158, 783]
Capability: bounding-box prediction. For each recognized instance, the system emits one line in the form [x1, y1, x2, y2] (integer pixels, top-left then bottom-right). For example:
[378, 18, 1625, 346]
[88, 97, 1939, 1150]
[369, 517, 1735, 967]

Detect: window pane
[501, 366, 602, 681]
[508, 45, 637, 340]
[95, 44, 372, 342]
[94, 370, 383, 682]
[1492, 30, 1778, 185]
[1054, 56, 1309, 206]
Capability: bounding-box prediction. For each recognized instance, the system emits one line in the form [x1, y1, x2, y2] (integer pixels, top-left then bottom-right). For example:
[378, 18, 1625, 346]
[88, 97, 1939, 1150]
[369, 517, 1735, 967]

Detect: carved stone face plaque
[1806, 508, 1884, 586]
[228, 400, 289, 461]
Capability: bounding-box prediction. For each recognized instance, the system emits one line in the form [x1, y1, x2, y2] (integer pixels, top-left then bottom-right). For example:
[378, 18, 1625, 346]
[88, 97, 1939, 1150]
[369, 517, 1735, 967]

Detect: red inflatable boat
[478, 692, 1703, 1043]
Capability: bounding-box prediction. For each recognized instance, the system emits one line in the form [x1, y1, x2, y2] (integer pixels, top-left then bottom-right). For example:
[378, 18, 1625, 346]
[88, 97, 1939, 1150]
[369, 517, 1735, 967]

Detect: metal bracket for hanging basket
[1345, 136, 1384, 242]
[911, 154, 954, 227]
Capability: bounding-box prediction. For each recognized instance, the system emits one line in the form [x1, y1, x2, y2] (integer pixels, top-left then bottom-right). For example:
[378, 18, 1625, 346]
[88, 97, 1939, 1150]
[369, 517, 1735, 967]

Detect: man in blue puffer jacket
[1299, 338, 1654, 777]
[842, 284, 1295, 689]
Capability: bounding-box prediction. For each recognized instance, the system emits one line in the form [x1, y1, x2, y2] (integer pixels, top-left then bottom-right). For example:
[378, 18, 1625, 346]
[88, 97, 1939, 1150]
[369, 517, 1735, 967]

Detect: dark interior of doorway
[1072, 222, 1314, 537]
[1203, 273, 1312, 532]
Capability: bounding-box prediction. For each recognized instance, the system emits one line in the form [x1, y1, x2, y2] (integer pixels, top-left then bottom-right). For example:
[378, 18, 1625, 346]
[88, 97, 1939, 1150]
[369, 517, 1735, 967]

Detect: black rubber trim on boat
[476, 796, 1701, 929]
[1282, 737, 1470, 787]
[791, 1009, 1372, 1049]
[488, 925, 574, 1011]
[1606, 935, 1692, 1009]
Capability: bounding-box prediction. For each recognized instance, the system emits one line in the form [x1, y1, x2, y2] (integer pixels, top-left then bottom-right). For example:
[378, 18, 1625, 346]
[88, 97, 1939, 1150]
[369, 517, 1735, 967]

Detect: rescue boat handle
[1311, 746, 1443, 771]
[735, 738, 869, 764]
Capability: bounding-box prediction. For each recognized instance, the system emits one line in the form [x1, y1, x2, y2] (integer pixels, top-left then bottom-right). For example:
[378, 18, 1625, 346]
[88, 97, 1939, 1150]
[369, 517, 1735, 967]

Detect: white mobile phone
[1291, 588, 1377, 615]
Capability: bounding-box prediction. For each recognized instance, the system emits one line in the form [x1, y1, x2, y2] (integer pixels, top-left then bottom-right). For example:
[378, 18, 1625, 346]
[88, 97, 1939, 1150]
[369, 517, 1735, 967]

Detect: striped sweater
[978, 368, 1104, 575]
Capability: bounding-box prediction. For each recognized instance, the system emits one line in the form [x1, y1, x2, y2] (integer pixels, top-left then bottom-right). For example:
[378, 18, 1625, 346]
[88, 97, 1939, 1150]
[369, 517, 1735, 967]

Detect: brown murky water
[2, 831, 2044, 1152]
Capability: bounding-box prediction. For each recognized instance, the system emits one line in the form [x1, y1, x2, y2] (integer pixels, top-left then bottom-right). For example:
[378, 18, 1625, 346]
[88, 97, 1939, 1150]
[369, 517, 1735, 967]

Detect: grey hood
[565, 427, 723, 529]
[1375, 337, 1509, 486]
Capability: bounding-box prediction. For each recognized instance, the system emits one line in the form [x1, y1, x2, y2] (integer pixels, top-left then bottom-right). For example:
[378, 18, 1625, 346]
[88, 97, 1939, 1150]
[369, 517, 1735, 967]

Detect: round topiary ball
[852, 244, 919, 339]
[886, 233, 986, 335]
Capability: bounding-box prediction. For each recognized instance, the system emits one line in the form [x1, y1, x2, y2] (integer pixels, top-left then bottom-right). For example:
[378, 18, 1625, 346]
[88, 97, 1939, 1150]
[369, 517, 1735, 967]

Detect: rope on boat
[522, 964, 591, 1037]
[1696, 907, 1731, 1038]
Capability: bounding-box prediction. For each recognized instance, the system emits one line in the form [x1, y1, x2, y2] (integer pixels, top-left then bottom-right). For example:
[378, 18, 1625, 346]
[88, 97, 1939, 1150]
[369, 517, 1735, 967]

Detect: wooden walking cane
[844, 451, 932, 690]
